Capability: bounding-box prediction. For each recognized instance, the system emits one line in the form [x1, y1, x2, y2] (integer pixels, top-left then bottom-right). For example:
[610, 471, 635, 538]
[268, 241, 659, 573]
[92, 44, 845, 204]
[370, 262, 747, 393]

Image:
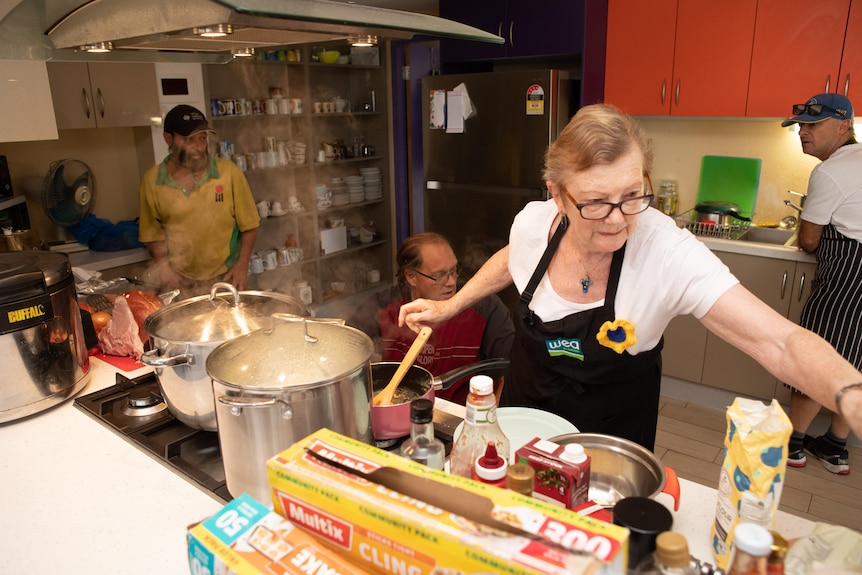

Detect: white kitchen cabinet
[0, 60, 58, 142]
[47, 62, 160, 129]
[663, 251, 816, 402]
[202, 45, 393, 307]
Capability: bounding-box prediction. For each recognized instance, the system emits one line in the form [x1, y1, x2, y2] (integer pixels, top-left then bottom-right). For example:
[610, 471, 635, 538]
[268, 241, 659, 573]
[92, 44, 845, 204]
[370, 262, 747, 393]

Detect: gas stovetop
[74, 372, 231, 503]
[73, 372, 454, 504]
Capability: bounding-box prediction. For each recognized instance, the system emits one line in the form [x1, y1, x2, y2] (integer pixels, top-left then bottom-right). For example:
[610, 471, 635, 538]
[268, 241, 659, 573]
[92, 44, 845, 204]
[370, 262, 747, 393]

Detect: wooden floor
[656, 394, 862, 533]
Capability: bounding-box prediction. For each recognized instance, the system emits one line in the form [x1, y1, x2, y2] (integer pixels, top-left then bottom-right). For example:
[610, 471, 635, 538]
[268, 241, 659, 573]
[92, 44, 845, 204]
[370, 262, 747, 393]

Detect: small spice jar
[728, 523, 772, 575]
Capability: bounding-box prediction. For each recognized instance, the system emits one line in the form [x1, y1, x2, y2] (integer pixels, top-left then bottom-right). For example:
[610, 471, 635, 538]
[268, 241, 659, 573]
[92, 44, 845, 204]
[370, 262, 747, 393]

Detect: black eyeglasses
[412, 266, 459, 283]
[792, 103, 847, 118]
[563, 188, 654, 220]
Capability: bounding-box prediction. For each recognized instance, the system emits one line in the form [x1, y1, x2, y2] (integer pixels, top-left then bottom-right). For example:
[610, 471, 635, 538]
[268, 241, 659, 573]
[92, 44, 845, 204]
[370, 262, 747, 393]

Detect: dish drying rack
[674, 210, 750, 240]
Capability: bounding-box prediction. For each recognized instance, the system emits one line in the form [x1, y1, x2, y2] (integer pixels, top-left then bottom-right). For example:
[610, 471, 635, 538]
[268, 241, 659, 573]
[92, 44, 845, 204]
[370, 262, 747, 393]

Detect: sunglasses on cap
[791, 103, 848, 118]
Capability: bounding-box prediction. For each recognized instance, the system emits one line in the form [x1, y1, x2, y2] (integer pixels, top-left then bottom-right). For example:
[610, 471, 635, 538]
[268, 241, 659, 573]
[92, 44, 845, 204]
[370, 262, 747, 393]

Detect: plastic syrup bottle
[634, 531, 698, 574]
[448, 375, 510, 477]
[473, 442, 508, 487]
[400, 398, 445, 470]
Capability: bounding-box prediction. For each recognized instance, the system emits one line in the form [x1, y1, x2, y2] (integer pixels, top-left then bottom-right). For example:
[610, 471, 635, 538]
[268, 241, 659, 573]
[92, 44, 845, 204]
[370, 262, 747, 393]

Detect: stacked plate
[360, 167, 383, 201]
[329, 177, 350, 207]
[344, 174, 365, 203]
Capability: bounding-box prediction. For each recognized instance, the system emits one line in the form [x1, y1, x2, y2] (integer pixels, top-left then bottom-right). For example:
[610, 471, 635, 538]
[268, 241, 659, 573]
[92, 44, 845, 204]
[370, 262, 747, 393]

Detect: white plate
[453, 406, 579, 463]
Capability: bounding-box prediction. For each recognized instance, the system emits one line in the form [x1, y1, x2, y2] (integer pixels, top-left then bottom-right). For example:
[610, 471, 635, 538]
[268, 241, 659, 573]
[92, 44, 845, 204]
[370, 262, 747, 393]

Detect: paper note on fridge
[446, 91, 464, 133]
[429, 89, 446, 130]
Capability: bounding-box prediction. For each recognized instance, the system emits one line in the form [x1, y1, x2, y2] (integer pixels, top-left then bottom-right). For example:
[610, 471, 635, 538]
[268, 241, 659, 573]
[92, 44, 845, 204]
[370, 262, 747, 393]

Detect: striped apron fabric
[799, 224, 862, 371]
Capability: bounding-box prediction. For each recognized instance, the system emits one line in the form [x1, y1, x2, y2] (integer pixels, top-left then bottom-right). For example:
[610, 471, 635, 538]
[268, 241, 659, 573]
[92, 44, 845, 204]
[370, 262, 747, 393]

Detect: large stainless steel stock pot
[206, 314, 375, 501]
[141, 282, 306, 431]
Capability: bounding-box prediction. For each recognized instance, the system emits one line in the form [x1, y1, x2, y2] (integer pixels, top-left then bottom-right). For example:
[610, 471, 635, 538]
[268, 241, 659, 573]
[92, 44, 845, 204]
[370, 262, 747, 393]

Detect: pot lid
[143, 283, 306, 343]
[206, 318, 374, 390]
[0, 251, 71, 293]
[694, 201, 743, 215]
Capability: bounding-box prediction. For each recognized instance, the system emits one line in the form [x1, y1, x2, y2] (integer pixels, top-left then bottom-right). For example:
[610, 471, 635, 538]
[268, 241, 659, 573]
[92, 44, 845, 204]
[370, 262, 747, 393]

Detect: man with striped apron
[780, 93, 862, 475]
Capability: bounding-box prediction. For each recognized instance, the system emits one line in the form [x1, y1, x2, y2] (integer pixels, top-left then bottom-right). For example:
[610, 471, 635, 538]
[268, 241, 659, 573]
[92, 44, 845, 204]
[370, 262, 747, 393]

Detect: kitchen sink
[736, 227, 797, 246]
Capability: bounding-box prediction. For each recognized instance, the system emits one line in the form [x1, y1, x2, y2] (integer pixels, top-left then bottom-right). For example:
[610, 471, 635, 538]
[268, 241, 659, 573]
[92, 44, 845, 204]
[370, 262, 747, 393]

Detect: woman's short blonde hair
[543, 103, 654, 187]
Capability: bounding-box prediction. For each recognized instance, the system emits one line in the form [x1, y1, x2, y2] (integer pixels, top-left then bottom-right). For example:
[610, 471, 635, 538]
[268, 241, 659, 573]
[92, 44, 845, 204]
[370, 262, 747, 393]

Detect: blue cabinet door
[439, 0, 585, 62]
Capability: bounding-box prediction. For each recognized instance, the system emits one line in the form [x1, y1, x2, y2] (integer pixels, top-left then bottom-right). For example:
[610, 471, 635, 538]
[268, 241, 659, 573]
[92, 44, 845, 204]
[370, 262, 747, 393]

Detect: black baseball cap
[163, 105, 213, 136]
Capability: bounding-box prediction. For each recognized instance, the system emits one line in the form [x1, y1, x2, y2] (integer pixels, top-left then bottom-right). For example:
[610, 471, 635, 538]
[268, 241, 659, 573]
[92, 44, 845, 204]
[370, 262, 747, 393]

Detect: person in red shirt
[357, 233, 514, 404]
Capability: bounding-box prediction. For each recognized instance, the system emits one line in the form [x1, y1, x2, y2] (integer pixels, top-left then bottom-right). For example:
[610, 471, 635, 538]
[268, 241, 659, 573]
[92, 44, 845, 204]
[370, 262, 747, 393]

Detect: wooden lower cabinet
[662, 251, 816, 402]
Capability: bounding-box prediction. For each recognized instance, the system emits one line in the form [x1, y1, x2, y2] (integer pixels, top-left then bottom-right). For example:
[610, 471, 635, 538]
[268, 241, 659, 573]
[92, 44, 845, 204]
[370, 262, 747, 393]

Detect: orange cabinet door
[747, 0, 849, 118]
[839, 0, 862, 111]
[670, 0, 757, 116]
[604, 0, 678, 115]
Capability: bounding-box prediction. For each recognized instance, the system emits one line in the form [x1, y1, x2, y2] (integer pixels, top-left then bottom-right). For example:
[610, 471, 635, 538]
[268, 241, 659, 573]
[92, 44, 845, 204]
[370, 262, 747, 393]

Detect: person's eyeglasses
[412, 265, 459, 283]
[792, 103, 847, 118]
[563, 187, 654, 220]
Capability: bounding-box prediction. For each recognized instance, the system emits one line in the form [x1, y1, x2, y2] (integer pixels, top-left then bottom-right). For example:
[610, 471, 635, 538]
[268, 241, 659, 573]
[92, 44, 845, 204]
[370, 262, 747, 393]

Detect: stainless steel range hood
[36, 0, 501, 62]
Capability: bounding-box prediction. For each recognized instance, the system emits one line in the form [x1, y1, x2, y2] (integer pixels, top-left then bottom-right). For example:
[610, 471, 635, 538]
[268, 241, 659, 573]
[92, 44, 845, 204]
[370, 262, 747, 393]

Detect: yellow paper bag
[710, 397, 791, 569]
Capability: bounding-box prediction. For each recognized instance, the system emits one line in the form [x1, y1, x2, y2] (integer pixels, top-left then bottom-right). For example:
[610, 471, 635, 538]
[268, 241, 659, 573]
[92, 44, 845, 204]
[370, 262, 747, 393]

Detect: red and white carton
[516, 437, 591, 509]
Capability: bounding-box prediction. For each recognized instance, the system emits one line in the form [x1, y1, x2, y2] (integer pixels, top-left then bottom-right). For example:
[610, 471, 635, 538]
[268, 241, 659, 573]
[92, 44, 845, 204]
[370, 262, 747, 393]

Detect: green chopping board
[696, 156, 762, 217]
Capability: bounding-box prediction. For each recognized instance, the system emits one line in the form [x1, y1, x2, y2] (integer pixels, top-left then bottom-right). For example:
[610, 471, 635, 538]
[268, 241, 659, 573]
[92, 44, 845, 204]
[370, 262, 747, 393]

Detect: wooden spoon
[372, 326, 433, 407]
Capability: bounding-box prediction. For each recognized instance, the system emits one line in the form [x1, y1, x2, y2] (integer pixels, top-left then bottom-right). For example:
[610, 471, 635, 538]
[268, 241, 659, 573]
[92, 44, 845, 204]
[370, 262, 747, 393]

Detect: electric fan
[35, 159, 96, 251]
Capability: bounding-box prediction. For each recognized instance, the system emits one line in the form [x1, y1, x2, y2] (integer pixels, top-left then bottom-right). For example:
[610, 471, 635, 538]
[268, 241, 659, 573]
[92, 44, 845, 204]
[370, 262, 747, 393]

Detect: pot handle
[209, 282, 241, 306]
[270, 313, 345, 343]
[433, 358, 510, 390]
[729, 210, 751, 222]
[217, 395, 293, 419]
[140, 347, 195, 367]
[662, 466, 680, 511]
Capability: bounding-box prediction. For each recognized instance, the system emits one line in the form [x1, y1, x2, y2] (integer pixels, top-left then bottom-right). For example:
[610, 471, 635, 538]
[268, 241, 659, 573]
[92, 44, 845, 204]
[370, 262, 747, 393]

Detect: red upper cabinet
[746, 0, 850, 118]
[604, 0, 677, 115]
[838, 0, 862, 112]
[605, 0, 756, 116]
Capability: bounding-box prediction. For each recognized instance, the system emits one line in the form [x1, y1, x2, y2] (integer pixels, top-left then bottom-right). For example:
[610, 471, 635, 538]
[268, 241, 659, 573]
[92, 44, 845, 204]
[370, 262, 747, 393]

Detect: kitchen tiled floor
[656, 379, 862, 534]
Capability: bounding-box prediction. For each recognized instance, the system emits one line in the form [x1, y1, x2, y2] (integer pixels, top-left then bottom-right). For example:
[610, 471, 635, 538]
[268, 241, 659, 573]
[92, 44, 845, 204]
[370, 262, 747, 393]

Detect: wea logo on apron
[545, 337, 584, 361]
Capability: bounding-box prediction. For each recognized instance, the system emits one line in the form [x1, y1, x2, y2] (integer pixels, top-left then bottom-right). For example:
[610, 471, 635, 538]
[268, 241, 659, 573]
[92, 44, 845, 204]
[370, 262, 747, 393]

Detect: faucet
[784, 199, 804, 214]
[785, 190, 807, 214]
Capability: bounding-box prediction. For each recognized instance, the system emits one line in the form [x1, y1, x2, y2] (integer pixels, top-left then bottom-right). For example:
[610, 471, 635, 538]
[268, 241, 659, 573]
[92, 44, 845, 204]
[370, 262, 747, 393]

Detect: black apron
[500, 215, 664, 450]
[799, 224, 862, 370]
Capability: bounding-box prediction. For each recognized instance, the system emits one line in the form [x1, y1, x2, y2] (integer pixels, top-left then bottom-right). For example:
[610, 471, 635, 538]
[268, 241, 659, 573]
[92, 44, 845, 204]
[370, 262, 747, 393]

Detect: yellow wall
[640, 117, 820, 225]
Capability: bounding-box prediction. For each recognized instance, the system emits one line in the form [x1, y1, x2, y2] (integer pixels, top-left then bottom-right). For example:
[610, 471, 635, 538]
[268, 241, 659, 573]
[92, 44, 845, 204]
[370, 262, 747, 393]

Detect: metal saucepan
[141, 282, 306, 431]
[550, 432, 680, 510]
[694, 201, 751, 226]
[371, 358, 509, 440]
[206, 315, 376, 502]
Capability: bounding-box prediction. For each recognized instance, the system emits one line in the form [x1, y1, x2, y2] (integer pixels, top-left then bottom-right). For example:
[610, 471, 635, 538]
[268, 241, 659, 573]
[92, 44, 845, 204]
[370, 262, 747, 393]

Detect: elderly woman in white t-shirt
[400, 103, 862, 450]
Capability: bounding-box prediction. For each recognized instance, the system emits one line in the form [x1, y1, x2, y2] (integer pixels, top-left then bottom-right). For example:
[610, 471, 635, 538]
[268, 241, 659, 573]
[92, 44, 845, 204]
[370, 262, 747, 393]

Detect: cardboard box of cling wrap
[187, 492, 370, 575]
[266, 428, 628, 575]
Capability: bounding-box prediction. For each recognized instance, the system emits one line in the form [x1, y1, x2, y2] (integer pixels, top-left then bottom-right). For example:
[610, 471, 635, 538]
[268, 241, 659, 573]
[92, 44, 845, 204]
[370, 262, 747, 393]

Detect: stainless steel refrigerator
[421, 69, 575, 311]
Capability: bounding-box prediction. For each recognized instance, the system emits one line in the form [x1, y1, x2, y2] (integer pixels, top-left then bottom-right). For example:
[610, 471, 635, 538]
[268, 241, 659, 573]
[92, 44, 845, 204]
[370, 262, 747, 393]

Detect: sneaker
[787, 445, 807, 467]
[804, 435, 850, 475]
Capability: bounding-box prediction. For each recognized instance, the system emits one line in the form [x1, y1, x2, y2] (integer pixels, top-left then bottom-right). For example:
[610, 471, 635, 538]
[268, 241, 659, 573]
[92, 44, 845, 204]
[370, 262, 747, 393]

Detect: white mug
[234, 155, 247, 172]
[271, 201, 284, 214]
[290, 98, 303, 114]
[367, 269, 380, 284]
[256, 200, 270, 218]
[278, 98, 291, 114]
[261, 250, 278, 270]
[265, 99, 278, 115]
[250, 254, 264, 274]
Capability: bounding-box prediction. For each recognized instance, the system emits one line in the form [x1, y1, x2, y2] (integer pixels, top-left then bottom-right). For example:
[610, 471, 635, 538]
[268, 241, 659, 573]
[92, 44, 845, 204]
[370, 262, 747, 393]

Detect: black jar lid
[612, 496, 674, 568]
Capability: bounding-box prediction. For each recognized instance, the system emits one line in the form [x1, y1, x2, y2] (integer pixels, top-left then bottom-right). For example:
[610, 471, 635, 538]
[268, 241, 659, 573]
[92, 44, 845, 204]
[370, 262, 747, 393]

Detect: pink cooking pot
[370, 359, 509, 440]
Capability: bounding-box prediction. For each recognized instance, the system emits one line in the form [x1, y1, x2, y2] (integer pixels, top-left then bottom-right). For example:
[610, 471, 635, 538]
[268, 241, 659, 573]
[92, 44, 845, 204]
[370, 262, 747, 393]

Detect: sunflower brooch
[596, 319, 636, 354]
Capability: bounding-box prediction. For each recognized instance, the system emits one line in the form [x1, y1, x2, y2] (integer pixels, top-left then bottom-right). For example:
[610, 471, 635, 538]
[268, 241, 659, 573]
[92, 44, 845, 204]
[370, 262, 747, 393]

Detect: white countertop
[0, 360, 814, 574]
[699, 235, 816, 263]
